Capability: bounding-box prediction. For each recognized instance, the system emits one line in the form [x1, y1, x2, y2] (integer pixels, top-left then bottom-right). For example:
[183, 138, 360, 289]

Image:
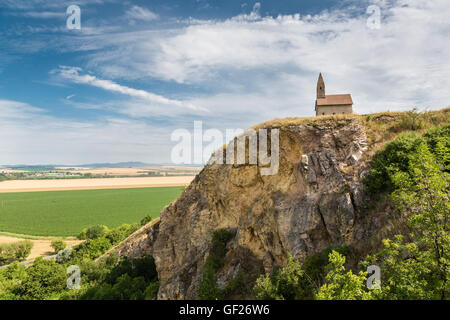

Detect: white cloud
[12, 11, 66, 18]
[125, 5, 158, 22]
[53, 66, 205, 112]
[2, 0, 450, 164]
[72, 0, 450, 116]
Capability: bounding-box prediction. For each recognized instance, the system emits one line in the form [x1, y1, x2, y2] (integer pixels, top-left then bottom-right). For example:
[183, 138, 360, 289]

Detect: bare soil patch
[0, 236, 82, 260]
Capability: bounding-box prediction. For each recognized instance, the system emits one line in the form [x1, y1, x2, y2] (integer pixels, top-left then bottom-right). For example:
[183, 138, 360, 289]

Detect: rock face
[111, 118, 396, 299]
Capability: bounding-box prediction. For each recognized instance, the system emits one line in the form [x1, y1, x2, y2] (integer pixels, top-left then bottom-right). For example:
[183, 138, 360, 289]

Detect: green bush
[13, 258, 66, 300]
[197, 229, 235, 300]
[254, 255, 304, 300]
[253, 246, 351, 300]
[78, 225, 109, 240]
[423, 124, 450, 170]
[106, 256, 158, 284]
[0, 240, 33, 265]
[51, 239, 67, 253]
[144, 281, 160, 300]
[105, 223, 139, 245]
[78, 255, 159, 300]
[365, 133, 422, 194]
[0, 244, 15, 265]
[140, 214, 152, 226]
[13, 240, 33, 260]
[365, 124, 449, 195]
[398, 108, 425, 131]
[73, 237, 112, 260]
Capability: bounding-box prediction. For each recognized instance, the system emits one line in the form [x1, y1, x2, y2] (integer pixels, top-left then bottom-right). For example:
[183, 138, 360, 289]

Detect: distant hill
[3, 162, 157, 169]
[1, 162, 203, 169]
[74, 162, 150, 168]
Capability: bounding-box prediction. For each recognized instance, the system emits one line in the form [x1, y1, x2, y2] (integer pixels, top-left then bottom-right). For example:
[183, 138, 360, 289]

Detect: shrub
[13, 258, 66, 300]
[105, 223, 139, 245]
[72, 237, 112, 260]
[254, 255, 304, 300]
[55, 247, 73, 264]
[365, 124, 450, 195]
[0, 244, 15, 265]
[106, 256, 158, 284]
[13, 240, 33, 260]
[197, 229, 235, 300]
[78, 255, 159, 300]
[364, 133, 423, 194]
[398, 108, 425, 131]
[0, 240, 33, 265]
[140, 214, 152, 226]
[253, 245, 351, 300]
[51, 239, 67, 253]
[316, 251, 374, 300]
[144, 281, 160, 300]
[78, 225, 109, 240]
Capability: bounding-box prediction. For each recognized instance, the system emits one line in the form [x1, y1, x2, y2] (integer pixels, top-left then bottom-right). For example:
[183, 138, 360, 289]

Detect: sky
[0, 0, 449, 165]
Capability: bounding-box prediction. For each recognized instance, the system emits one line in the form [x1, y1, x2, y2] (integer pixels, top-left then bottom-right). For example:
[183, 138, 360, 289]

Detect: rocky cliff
[107, 115, 409, 299]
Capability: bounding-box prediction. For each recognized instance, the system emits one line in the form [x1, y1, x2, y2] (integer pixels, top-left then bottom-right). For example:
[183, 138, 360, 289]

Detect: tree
[13, 240, 33, 260]
[51, 239, 67, 254]
[13, 258, 66, 300]
[388, 142, 449, 299]
[360, 142, 449, 300]
[140, 214, 152, 226]
[78, 225, 109, 240]
[0, 240, 33, 265]
[316, 251, 375, 300]
[254, 255, 304, 300]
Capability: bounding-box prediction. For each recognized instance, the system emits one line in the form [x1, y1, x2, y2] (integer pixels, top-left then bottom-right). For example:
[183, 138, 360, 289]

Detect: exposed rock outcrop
[109, 117, 398, 299]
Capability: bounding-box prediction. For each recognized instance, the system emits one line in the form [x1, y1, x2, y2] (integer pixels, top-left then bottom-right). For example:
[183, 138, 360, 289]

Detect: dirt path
[0, 176, 194, 193]
[0, 236, 83, 260]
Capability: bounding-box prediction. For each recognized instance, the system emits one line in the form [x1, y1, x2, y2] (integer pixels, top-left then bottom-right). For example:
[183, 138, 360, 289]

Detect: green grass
[0, 187, 183, 237]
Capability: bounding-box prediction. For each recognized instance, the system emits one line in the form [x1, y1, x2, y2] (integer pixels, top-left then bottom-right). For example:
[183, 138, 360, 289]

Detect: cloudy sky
[0, 0, 448, 165]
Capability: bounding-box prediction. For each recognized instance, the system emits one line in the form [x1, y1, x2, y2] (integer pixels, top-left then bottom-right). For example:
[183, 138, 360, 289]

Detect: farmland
[0, 176, 194, 193]
[0, 187, 184, 237]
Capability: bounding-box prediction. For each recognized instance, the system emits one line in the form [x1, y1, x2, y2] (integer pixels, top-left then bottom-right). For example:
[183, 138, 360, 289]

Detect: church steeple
[317, 73, 325, 99]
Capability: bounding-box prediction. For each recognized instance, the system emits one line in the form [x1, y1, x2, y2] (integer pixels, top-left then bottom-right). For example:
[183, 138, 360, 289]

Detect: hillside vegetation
[254, 121, 449, 300]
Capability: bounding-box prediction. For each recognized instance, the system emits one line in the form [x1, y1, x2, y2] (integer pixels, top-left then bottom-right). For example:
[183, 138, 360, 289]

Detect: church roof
[316, 94, 353, 106]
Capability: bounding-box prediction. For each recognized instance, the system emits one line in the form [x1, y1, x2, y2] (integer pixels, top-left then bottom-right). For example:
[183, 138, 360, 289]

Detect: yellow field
[0, 176, 194, 193]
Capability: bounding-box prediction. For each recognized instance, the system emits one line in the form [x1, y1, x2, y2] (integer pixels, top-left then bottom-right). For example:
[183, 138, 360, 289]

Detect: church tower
[317, 73, 325, 99]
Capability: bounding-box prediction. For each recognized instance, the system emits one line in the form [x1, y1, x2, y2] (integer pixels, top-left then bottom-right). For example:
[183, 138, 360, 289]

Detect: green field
[0, 187, 183, 236]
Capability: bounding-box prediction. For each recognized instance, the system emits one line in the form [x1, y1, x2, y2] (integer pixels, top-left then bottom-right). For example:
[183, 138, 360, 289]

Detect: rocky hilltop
[107, 114, 420, 299]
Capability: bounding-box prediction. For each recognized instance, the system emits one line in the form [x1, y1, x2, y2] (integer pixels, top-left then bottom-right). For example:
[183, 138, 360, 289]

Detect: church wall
[315, 105, 353, 116]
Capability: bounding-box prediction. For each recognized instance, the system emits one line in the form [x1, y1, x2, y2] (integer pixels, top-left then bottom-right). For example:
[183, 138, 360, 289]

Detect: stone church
[315, 73, 353, 116]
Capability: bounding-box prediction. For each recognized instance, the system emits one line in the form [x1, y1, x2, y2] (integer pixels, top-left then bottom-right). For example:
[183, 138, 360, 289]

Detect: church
[315, 73, 353, 116]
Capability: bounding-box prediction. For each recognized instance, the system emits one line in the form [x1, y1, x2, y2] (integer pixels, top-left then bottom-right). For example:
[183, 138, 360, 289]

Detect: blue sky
[0, 0, 449, 165]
